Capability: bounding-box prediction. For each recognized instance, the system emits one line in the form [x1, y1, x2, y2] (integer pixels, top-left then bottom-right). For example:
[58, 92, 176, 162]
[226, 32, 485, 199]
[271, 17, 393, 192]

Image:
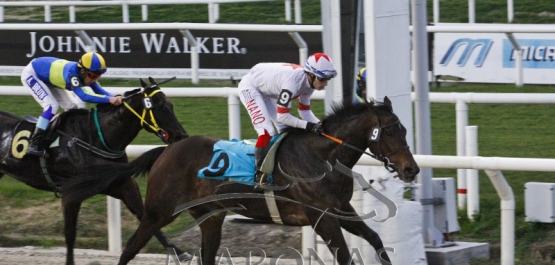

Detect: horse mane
[124, 88, 141, 97]
[95, 102, 116, 113]
[97, 88, 142, 114]
[327, 99, 392, 122]
[281, 99, 392, 134]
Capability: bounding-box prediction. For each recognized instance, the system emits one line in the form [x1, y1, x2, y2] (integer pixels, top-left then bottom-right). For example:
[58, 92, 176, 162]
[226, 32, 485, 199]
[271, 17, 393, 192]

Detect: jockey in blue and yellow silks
[354, 68, 367, 104]
[20, 52, 124, 158]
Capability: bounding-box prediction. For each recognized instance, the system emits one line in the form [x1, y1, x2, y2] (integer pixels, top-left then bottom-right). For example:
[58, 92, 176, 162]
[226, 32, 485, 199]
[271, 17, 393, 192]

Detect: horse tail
[127, 146, 166, 178]
[62, 146, 167, 203]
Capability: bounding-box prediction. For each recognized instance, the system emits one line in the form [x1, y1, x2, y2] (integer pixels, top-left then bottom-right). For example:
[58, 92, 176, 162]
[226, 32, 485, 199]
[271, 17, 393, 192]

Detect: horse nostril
[405, 167, 420, 177]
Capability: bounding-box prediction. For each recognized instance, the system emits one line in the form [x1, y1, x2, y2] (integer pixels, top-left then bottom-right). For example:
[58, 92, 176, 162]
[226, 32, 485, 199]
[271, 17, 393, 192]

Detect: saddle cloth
[197, 135, 284, 184]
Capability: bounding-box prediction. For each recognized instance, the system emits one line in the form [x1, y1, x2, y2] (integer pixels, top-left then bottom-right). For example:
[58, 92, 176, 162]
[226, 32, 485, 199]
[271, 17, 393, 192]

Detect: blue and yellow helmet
[356, 68, 366, 83]
[355, 68, 367, 99]
[78, 52, 107, 74]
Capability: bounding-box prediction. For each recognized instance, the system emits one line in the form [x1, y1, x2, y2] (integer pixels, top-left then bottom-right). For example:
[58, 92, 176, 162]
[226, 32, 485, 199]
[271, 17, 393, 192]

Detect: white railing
[432, 0, 515, 23]
[3, 86, 551, 264]
[0, 0, 302, 24]
[417, 92, 555, 212]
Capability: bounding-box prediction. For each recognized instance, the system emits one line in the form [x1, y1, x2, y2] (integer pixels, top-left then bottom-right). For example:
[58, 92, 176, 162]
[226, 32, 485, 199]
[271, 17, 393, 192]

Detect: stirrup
[253, 173, 273, 191]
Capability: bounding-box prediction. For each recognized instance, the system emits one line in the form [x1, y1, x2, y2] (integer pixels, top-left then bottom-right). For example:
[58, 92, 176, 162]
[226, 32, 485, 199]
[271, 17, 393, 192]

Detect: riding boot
[26, 127, 49, 158]
[254, 146, 270, 189]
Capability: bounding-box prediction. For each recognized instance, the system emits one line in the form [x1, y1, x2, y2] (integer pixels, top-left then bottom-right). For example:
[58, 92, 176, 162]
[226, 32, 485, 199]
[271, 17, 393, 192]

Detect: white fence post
[456, 99, 468, 210]
[294, 0, 301, 24]
[107, 196, 122, 253]
[284, 0, 291, 22]
[484, 170, 515, 265]
[122, 2, 129, 23]
[466, 125, 479, 220]
[69, 6, 75, 22]
[227, 93, 241, 140]
[141, 5, 148, 21]
[44, 4, 51, 22]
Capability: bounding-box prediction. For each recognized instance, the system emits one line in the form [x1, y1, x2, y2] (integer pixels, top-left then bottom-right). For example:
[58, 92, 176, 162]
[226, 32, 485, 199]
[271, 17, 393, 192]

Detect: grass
[3, 0, 555, 264]
[428, 0, 555, 24]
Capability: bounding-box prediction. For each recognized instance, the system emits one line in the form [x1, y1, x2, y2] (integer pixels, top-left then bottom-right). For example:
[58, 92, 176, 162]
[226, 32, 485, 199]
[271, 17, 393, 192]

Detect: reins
[61, 78, 175, 157]
[321, 133, 374, 157]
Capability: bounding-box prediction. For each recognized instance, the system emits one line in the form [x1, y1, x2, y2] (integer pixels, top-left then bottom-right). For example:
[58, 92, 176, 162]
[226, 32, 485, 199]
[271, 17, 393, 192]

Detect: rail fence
[2, 86, 555, 264]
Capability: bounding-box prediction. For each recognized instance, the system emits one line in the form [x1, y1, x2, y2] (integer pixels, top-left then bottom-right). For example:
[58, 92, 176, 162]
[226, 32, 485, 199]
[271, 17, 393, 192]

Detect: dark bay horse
[65, 97, 420, 265]
[0, 77, 190, 265]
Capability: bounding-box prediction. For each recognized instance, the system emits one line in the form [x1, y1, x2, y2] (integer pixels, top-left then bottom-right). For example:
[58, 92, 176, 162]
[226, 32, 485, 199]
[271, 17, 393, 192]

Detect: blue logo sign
[440, 38, 493, 67]
[503, 39, 555, 69]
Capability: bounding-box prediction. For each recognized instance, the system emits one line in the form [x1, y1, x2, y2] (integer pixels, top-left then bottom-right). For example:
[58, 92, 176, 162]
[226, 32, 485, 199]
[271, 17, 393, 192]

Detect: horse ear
[140, 78, 147, 88]
[148, 77, 157, 85]
[384, 96, 392, 107]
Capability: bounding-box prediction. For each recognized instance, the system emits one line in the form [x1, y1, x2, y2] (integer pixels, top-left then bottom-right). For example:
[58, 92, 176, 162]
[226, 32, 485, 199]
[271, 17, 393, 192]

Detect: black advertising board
[0, 29, 323, 79]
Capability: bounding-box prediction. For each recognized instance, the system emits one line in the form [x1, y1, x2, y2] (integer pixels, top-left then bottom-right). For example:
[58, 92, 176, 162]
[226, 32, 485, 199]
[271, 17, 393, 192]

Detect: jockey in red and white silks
[238, 52, 337, 187]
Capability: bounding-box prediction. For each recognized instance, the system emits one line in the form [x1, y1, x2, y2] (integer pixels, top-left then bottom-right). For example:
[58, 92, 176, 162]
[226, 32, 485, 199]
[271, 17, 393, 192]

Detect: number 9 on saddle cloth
[198, 135, 284, 185]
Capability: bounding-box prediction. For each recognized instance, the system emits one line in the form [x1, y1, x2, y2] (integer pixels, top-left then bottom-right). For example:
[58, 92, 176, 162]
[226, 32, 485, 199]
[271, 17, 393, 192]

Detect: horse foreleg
[118, 215, 164, 265]
[338, 204, 391, 265]
[61, 199, 82, 265]
[195, 210, 226, 265]
[108, 179, 190, 261]
[306, 210, 353, 265]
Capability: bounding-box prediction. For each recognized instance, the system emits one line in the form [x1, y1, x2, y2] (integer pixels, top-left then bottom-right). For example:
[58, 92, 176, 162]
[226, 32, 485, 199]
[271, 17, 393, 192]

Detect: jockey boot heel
[253, 146, 270, 189]
[26, 127, 49, 158]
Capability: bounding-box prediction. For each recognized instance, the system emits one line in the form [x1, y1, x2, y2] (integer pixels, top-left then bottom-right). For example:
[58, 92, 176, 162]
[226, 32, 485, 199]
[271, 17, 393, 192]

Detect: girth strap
[39, 157, 62, 196]
[264, 190, 283, 224]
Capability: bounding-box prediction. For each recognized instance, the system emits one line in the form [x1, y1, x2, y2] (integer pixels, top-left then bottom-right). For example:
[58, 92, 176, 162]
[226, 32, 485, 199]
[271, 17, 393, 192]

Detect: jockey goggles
[86, 71, 102, 81]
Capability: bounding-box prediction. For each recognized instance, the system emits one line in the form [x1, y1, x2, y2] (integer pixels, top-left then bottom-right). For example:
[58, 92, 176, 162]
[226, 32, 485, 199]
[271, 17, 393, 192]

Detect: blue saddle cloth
[197, 136, 281, 183]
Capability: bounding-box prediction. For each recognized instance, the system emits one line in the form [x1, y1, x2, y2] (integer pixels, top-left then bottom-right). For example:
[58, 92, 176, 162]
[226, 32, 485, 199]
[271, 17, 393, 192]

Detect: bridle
[321, 105, 409, 173]
[120, 77, 177, 143]
[122, 88, 170, 143]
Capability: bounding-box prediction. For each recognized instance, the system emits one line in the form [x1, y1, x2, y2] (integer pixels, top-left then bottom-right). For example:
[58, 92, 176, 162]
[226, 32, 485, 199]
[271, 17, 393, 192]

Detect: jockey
[354, 68, 367, 104]
[20, 52, 124, 158]
[238, 52, 337, 188]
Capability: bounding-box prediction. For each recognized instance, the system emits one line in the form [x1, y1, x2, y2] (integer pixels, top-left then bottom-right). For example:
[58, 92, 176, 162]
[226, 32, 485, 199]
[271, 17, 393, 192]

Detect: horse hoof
[179, 252, 193, 261]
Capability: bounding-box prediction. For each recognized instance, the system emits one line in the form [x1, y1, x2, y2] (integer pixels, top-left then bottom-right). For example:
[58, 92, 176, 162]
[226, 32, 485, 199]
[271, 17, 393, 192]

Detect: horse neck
[325, 112, 376, 168]
[94, 107, 143, 150]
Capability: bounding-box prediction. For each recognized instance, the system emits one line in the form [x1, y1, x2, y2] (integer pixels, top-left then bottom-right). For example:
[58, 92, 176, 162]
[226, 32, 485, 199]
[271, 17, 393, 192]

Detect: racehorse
[64, 97, 420, 265]
[0, 77, 190, 265]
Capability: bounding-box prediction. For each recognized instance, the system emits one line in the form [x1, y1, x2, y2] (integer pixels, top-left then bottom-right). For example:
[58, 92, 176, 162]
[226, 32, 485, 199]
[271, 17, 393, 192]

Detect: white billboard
[434, 33, 555, 84]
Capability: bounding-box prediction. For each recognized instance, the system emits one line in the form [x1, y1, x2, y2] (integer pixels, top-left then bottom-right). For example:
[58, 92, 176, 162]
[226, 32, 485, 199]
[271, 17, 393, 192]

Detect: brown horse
[0, 77, 190, 265]
[64, 97, 419, 265]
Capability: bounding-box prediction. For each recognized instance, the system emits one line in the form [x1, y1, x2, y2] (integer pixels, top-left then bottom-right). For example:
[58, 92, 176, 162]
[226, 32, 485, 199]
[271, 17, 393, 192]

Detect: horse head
[363, 96, 419, 182]
[122, 77, 188, 144]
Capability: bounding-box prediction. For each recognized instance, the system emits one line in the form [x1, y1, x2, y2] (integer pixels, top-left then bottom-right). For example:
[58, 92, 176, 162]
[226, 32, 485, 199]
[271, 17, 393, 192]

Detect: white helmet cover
[304, 53, 337, 79]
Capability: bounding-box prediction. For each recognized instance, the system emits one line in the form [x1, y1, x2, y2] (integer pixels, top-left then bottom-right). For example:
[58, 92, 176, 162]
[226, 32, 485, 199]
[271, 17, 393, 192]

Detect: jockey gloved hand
[306, 122, 324, 134]
[109, 96, 124, 106]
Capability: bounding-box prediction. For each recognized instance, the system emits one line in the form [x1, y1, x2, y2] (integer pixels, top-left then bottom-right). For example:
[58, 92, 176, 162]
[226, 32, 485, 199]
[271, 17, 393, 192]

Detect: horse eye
[385, 131, 393, 136]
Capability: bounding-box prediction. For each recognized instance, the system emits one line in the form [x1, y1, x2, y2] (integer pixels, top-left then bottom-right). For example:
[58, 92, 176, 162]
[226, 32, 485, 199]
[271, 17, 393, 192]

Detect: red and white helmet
[304, 53, 337, 80]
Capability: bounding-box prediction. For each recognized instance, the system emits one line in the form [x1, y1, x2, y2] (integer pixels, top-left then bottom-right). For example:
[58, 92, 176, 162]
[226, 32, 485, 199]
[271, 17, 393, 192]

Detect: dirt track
[0, 246, 306, 265]
[0, 247, 169, 265]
